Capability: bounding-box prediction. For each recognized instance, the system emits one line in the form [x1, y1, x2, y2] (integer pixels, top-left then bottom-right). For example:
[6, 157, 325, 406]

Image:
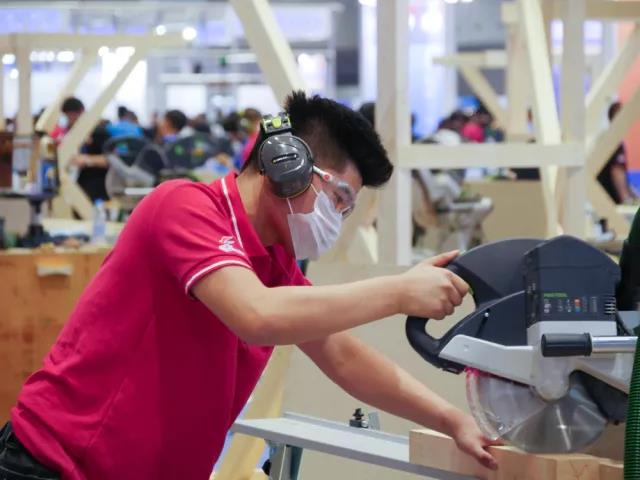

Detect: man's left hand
[448, 411, 501, 470]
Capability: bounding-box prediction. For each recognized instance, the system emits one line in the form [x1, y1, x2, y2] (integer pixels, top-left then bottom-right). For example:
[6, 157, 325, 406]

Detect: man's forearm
[301, 333, 464, 436]
[252, 276, 401, 344]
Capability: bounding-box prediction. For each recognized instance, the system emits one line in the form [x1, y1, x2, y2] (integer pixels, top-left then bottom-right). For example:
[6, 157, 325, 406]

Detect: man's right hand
[397, 251, 470, 319]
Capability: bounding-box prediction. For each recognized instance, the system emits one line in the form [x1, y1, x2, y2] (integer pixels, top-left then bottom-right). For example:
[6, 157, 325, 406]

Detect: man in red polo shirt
[1, 92, 499, 480]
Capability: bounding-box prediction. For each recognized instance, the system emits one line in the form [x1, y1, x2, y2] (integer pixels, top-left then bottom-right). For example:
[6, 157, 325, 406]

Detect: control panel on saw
[524, 236, 619, 326]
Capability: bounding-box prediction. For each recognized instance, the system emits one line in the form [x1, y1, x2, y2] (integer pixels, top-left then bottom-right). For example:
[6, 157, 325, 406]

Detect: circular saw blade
[465, 369, 607, 453]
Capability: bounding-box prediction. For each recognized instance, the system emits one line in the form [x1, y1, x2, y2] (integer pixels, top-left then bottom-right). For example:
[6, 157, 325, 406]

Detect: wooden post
[35, 48, 98, 134]
[585, 24, 640, 139]
[376, 0, 412, 265]
[586, 87, 640, 237]
[0, 56, 5, 131]
[58, 47, 147, 219]
[214, 347, 293, 480]
[229, 0, 305, 104]
[505, 22, 531, 142]
[519, 0, 561, 238]
[15, 42, 32, 137]
[558, 0, 586, 237]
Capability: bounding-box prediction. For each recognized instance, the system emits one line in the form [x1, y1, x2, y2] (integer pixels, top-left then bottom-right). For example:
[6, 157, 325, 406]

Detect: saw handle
[405, 264, 466, 373]
[405, 316, 443, 364]
[541, 333, 593, 357]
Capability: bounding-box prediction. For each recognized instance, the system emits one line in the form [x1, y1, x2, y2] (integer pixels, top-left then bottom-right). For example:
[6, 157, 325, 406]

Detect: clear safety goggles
[312, 165, 356, 218]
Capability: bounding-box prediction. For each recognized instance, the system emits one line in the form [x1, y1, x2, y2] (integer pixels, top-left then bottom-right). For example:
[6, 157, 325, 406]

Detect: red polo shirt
[11, 173, 308, 480]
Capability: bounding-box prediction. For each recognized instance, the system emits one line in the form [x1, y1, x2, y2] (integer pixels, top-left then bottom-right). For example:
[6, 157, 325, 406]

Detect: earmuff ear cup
[259, 134, 314, 198]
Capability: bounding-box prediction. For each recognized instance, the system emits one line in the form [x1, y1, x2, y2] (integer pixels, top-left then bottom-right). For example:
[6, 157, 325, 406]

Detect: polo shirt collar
[220, 173, 269, 258]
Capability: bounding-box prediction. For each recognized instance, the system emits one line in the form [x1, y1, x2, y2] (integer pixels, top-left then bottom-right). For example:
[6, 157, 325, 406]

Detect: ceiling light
[155, 24, 167, 36]
[9, 68, 18, 79]
[57, 50, 75, 62]
[182, 26, 197, 41]
[2, 54, 15, 65]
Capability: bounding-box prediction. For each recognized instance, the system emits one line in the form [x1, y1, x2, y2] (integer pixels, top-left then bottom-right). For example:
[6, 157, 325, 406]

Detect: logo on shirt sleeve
[219, 236, 245, 255]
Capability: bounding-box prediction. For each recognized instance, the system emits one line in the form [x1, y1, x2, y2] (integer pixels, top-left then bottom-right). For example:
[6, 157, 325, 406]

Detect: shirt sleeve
[288, 260, 312, 287]
[151, 182, 253, 296]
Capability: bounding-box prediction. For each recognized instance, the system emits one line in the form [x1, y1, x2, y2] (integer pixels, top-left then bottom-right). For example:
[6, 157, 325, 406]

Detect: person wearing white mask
[3, 92, 499, 480]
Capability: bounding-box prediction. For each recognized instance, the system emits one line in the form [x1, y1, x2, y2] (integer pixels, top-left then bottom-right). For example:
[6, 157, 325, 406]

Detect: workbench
[0, 248, 107, 421]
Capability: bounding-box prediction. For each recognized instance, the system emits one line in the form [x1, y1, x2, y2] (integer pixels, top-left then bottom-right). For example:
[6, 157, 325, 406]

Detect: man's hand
[397, 250, 469, 319]
[447, 409, 501, 470]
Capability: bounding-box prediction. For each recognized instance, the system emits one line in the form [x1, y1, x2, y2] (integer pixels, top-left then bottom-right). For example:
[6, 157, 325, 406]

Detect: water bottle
[92, 199, 107, 245]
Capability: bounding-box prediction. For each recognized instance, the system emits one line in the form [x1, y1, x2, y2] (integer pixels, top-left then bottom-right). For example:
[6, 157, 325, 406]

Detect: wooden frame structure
[0, 33, 185, 219]
[369, 0, 640, 264]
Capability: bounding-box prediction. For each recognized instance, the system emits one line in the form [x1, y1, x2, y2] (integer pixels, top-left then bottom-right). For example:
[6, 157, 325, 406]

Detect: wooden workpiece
[0, 249, 107, 422]
[410, 429, 623, 480]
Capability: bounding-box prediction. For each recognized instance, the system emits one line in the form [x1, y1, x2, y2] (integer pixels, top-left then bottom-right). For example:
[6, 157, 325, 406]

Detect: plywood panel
[0, 250, 106, 422]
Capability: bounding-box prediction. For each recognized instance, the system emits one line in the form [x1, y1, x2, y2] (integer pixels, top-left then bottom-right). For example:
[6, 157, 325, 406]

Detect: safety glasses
[312, 165, 356, 218]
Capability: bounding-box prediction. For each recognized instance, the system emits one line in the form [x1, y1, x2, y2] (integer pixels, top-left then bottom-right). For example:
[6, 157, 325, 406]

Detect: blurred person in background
[69, 120, 111, 202]
[239, 108, 262, 165]
[191, 113, 213, 135]
[51, 97, 85, 143]
[158, 109, 192, 144]
[461, 105, 492, 143]
[107, 106, 143, 138]
[597, 101, 639, 204]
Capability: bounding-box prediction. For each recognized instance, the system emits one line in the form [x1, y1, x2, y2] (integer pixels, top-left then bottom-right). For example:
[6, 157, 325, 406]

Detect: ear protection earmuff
[258, 112, 314, 199]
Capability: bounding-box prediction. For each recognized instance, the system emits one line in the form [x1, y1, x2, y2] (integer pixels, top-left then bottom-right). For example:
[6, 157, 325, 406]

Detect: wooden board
[410, 429, 621, 480]
[0, 249, 106, 422]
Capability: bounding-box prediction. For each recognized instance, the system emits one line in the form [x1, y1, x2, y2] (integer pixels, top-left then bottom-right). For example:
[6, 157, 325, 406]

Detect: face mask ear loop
[310, 184, 319, 196]
[286, 197, 294, 214]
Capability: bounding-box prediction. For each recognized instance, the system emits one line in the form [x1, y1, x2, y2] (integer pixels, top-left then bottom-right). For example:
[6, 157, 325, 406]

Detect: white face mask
[287, 186, 342, 260]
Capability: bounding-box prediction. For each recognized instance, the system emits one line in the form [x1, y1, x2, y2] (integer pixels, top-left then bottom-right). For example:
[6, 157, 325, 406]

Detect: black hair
[165, 109, 188, 132]
[117, 106, 129, 120]
[608, 101, 621, 122]
[61, 97, 84, 114]
[358, 102, 375, 126]
[221, 112, 241, 133]
[244, 91, 393, 188]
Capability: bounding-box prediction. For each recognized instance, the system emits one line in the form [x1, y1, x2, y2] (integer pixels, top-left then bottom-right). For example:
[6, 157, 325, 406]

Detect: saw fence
[410, 429, 623, 480]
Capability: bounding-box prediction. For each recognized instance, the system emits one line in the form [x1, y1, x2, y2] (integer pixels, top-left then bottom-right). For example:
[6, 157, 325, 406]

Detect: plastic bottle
[92, 199, 107, 245]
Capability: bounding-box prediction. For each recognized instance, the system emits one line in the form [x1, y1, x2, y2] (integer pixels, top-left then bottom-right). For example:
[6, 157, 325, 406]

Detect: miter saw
[406, 234, 640, 455]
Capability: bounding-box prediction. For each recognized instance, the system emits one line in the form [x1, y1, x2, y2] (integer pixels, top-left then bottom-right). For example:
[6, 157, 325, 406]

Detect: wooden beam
[10, 33, 184, 51]
[15, 43, 32, 136]
[503, 1, 640, 22]
[586, 25, 640, 138]
[35, 48, 98, 134]
[58, 47, 148, 219]
[433, 50, 507, 69]
[0, 58, 4, 131]
[519, 0, 561, 237]
[410, 428, 613, 480]
[229, 0, 305, 104]
[214, 347, 293, 480]
[558, 0, 586, 237]
[398, 144, 583, 169]
[584, 85, 638, 239]
[376, 0, 412, 266]
[458, 65, 507, 129]
[581, 0, 640, 20]
[587, 86, 640, 177]
[505, 23, 531, 141]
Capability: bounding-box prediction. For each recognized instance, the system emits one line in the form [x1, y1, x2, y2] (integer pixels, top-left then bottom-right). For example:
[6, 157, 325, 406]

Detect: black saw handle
[404, 238, 544, 374]
[405, 263, 466, 373]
